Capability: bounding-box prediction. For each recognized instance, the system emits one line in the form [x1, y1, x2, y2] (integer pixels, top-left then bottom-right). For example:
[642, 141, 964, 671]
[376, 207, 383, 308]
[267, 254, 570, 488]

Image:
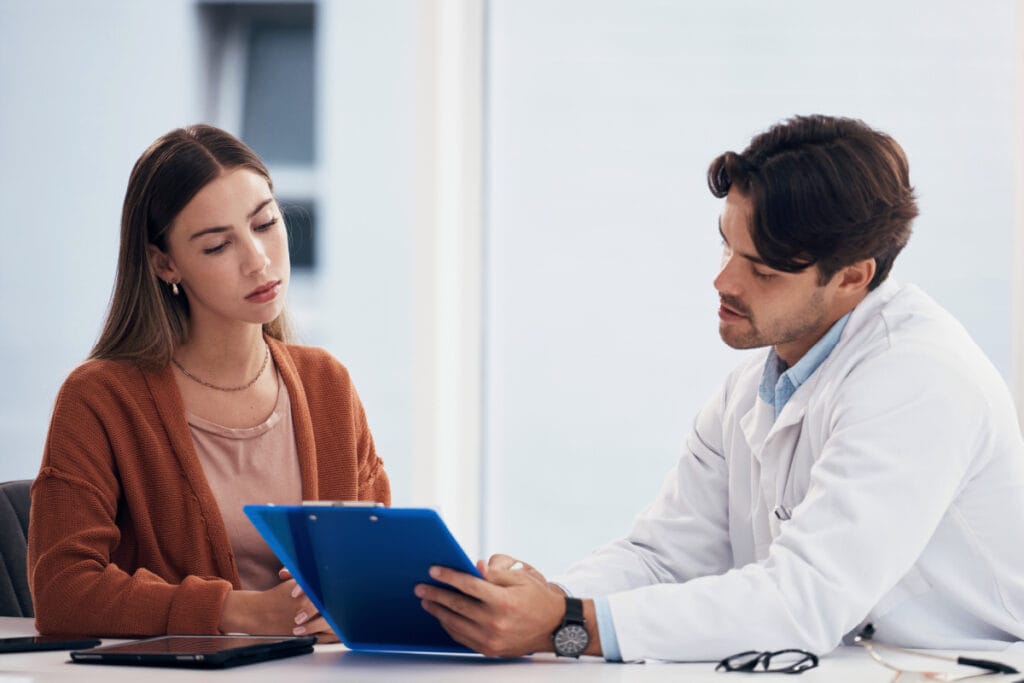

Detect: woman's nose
[243, 237, 270, 274]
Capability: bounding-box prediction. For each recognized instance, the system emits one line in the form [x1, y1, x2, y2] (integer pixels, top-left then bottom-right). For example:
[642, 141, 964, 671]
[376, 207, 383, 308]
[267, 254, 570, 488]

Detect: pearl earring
[171, 281, 180, 296]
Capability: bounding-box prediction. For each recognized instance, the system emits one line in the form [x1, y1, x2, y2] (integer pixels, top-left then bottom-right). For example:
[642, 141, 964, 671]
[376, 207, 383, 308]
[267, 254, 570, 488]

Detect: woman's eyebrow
[189, 198, 275, 240]
[248, 197, 274, 219]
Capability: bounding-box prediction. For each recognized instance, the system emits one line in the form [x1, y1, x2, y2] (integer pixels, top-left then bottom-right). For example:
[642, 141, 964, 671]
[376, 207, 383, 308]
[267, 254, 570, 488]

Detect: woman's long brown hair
[90, 125, 292, 368]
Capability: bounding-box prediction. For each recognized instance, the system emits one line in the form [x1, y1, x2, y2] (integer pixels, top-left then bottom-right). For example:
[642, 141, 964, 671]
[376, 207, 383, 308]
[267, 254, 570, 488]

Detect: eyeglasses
[854, 623, 1020, 682]
[716, 648, 819, 674]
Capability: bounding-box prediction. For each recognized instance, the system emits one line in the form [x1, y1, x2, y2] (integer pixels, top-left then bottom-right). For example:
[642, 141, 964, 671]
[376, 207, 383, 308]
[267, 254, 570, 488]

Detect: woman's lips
[246, 280, 281, 303]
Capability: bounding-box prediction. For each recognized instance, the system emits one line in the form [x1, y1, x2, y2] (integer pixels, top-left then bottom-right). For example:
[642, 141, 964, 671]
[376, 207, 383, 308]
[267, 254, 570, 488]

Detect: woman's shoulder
[61, 357, 149, 395]
[276, 342, 353, 383]
[50, 358, 159, 429]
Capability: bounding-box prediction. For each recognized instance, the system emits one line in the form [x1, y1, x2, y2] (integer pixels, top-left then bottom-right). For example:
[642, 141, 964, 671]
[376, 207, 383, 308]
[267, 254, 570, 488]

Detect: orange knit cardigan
[29, 338, 390, 636]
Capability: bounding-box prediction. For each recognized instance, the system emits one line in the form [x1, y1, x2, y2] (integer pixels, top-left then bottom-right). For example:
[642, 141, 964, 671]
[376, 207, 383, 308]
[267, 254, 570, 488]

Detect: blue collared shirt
[757, 312, 851, 418]
[595, 313, 851, 662]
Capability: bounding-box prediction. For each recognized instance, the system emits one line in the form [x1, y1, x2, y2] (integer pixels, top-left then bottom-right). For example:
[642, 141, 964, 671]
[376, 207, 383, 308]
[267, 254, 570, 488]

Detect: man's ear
[837, 258, 876, 295]
[147, 243, 179, 284]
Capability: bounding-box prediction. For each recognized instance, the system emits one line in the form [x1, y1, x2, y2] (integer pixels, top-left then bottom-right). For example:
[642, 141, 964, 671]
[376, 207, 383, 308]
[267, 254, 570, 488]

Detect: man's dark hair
[707, 115, 918, 289]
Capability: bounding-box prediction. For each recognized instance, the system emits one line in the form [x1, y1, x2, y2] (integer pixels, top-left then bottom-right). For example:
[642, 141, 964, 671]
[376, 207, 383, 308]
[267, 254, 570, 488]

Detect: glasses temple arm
[956, 656, 1019, 675]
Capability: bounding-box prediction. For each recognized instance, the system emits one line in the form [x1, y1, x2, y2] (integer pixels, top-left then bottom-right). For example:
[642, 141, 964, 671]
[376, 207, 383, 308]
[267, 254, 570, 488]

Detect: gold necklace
[171, 343, 271, 392]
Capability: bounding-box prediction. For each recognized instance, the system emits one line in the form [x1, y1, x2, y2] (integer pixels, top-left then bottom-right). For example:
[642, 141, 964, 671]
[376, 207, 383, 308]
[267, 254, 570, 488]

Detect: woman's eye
[203, 243, 227, 255]
[255, 217, 278, 232]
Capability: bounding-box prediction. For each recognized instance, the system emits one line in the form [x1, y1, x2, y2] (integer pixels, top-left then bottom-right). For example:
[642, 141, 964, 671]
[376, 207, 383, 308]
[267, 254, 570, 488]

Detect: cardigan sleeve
[351, 379, 391, 506]
[28, 369, 232, 637]
[287, 343, 392, 506]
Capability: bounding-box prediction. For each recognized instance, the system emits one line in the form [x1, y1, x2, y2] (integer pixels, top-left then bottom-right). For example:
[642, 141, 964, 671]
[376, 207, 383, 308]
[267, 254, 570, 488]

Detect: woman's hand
[278, 568, 338, 643]
[218, 568, 338, 642]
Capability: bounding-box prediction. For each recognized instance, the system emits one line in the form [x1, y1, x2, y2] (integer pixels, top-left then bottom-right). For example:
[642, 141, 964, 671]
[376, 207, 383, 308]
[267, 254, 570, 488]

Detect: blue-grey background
[0, 0, 1016, 574]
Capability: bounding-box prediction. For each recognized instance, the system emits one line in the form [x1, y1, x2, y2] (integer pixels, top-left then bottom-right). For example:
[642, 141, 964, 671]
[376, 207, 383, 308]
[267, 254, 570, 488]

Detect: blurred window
[200, 2, 318, 270]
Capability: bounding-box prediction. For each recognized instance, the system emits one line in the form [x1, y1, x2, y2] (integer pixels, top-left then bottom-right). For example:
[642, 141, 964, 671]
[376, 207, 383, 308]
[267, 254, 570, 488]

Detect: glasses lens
[718, 651, 764, 671]
[764, 649, 818, 673]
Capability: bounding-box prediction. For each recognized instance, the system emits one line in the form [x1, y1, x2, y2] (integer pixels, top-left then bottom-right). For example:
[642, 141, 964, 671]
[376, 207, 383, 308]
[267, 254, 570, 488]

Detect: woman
[29, 125, 390, 638]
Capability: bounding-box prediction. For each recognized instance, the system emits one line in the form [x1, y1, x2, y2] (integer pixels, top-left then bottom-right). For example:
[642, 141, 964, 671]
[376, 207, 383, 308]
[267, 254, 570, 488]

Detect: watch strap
[562, 596, 584, 626]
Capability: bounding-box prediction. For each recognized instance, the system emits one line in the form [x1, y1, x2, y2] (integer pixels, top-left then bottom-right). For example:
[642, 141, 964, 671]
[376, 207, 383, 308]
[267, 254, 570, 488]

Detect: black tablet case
[70, 635, 316, 668]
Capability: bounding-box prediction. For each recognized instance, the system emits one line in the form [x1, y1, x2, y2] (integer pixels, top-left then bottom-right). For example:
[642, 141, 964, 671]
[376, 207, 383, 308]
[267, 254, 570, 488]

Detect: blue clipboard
[243, 504, 482, 654]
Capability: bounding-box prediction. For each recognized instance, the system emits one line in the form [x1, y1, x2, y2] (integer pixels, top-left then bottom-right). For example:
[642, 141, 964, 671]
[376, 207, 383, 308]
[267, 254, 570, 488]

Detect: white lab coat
[557, 279, 1024, 662]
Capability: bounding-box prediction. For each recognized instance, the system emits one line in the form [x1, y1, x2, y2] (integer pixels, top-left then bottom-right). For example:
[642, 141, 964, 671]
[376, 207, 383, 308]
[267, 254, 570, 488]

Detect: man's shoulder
[854, 281, 979, 360]
[830, 280, 1006, 406]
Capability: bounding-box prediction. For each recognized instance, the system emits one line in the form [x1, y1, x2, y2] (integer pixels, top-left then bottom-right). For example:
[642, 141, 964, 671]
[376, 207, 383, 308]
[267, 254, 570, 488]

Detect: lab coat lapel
[742, 382, 813, 550]
[763, 406, 807, 539]
[761, 362, 825, 537]
[740, 397, 775, 463]
[740, 397, 777, 558]
[771, 393, 808, 432]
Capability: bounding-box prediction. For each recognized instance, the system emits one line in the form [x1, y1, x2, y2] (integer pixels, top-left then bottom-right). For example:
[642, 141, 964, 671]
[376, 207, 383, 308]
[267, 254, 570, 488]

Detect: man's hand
[415, 554, 569, 658]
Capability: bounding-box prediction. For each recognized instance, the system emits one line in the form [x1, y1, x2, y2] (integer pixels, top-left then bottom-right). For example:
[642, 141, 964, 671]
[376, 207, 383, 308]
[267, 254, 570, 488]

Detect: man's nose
[714, 254, 741, 297]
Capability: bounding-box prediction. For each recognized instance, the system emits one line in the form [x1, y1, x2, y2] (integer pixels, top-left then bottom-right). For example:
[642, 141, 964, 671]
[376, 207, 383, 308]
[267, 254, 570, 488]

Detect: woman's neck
[173, 324, 268, 387]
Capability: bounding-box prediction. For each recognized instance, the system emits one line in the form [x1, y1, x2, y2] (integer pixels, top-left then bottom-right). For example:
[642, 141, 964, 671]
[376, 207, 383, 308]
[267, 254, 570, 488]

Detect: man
[415, 115, 1024, 662]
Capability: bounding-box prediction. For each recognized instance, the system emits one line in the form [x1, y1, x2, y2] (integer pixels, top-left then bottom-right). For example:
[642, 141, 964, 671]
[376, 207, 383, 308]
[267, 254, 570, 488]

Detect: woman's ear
[146, 243, 178, 284]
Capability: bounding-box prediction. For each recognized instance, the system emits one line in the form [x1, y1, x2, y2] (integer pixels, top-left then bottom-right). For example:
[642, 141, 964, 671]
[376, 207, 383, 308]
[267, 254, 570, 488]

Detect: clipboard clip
[302, 500, 385, 507]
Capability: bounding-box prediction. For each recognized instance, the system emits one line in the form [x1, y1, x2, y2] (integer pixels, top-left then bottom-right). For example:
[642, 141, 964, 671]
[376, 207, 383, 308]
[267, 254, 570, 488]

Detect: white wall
[0, 0, 424, 507]
[316, 0, 420, 507]
[0, 0, 201, 481]
[1013, 0, 1024, 444]
[0, 1, 1018, 578]
[482, 0, 1017, 573]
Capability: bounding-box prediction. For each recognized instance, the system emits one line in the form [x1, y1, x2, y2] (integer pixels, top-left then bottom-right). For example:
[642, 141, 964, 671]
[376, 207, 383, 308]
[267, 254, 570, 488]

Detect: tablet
[244, 504, 482, 654]
[0, 635, 101, 653]
[69, 635, 315, 669]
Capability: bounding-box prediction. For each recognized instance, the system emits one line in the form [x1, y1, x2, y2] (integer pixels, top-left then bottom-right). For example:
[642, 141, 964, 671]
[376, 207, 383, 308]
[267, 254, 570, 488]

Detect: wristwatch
[552, 597, 590, 657]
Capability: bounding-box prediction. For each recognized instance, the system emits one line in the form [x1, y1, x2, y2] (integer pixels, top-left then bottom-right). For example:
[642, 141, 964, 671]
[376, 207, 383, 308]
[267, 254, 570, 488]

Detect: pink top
[187, 375, 302, 590]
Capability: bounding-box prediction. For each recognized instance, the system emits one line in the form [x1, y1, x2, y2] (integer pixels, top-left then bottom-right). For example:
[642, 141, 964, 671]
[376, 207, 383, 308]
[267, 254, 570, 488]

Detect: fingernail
[414, 585, 424, 598]
[429, 566, 440, 578]
[295, 611, 308, 625]
[291, 585, 303, 598]
[293, 626, 306, 635]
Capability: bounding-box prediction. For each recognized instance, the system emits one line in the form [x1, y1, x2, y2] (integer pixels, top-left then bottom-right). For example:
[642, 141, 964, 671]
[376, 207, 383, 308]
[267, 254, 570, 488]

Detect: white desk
[1, 618, 1021, 682]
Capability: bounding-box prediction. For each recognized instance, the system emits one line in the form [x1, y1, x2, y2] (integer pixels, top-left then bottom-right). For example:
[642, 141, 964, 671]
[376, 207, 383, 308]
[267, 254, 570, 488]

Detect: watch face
[554, 623, 589, 657]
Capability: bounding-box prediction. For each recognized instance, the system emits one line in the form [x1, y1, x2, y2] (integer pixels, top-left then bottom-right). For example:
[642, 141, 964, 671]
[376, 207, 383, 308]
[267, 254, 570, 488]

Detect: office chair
[0, 479, 33, 617]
